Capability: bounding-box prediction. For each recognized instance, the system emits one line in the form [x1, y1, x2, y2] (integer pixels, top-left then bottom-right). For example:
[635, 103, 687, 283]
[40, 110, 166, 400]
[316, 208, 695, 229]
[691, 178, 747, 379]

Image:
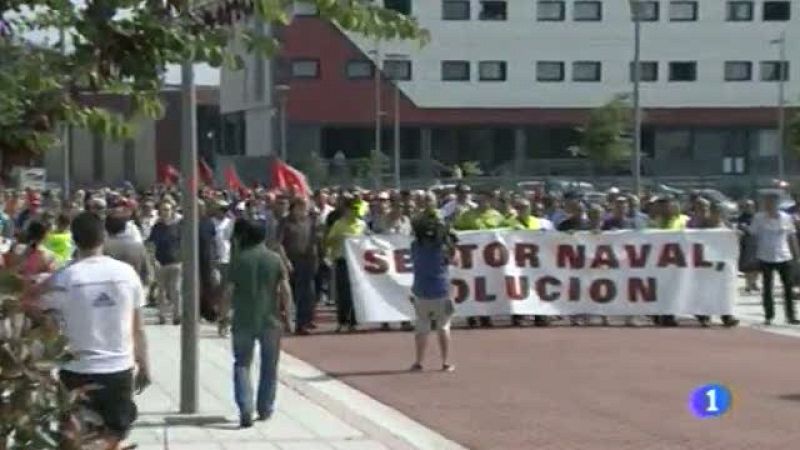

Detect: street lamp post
[179, 9, 200, 414]
[372, 42, 382, 169]
[630, 0, 643, 196]
[276, 84, 290, 161]
[386, 53, 409, 189]
[771, 32, 787, 181]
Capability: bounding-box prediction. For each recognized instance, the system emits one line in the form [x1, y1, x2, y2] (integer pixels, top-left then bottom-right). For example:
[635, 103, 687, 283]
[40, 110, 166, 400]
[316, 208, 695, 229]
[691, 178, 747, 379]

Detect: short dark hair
[71, 212, 106, 250]
[239, 219, 266, 249]
[25, 220, 48, 244]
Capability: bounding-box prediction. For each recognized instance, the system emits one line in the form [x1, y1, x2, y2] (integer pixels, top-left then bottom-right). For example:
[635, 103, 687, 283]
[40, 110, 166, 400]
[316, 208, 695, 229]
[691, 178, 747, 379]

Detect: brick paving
[283, 292, 800, 450]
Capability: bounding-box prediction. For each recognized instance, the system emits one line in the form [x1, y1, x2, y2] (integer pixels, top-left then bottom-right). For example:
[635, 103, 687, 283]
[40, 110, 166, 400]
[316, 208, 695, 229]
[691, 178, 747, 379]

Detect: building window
[384, 59, 412, 81]
[669, 1, 698, 21]
[760, 61, 789, 81]
[630, 61, 658, 82]
[479, 61, 507, 81]
[763, 1, 790, 21]
[632, 1, 660, 21]
[384, 0, 411, 15]
[443, 0, 470, 20]
[346, 60, 374, 79]
[724, 61, 752, 81]
[479, 1, 507, 20]
[442, 61, 470, 81]
[573, 61, 601, 82]
[668, 61, 697, 81]
[726, 1, 753, 21]
[574, 1, 602, 21]
[537, 1, 565, 21]
[291, 59, 319, 79]
[537, 61, 565, 82]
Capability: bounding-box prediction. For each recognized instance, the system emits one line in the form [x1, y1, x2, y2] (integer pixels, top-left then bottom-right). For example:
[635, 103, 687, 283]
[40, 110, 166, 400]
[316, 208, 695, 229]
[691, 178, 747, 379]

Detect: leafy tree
[460, 160, 482, 177]
[294, 151, 327, 187]
[0, 0, 426, 447]
[579, 95, 633, 166]
[0, 0, 427, 159]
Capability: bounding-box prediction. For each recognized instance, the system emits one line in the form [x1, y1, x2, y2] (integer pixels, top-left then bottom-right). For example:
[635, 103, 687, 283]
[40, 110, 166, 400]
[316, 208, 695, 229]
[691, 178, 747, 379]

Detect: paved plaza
[128, 285, 800, 450]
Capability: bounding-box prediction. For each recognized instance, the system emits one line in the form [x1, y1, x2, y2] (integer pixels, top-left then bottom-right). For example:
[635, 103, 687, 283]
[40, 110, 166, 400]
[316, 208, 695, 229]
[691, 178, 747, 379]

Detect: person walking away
[410, 199, 457, 373]
[34, 212, 151, 448]
[325, 198, 367, 332]
[147, 200, 183, 325]
[228, 220, 291, 428]
[44, 213, 74, 266]
[690, 200, 740, 327]
[278, 198, 319, 335]
[750, 191, 800, 326]
[105, 213, 154, 291]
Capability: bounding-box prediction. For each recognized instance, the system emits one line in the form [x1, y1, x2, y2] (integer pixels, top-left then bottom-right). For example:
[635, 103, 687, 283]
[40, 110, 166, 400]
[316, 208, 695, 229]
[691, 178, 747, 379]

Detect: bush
[0, 271, 89, 450]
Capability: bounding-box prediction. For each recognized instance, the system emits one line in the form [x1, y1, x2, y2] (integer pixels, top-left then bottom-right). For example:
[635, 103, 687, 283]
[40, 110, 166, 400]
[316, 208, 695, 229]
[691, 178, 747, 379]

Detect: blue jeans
[232, 328, 281, 418]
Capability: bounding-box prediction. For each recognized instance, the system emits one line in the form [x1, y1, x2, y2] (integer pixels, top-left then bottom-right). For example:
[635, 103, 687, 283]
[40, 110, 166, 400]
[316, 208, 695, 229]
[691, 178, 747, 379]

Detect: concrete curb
[279, 352, 467, 450]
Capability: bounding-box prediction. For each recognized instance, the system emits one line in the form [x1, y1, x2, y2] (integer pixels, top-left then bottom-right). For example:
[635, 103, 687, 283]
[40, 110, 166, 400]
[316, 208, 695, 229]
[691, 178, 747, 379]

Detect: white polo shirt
[750, 211, 797, 263]
[42, 255, 144, 374]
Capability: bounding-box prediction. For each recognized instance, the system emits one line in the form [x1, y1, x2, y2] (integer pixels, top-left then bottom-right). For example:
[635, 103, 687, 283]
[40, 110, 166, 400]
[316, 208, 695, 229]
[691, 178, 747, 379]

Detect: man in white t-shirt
[36, 212, 151, 444]
[750, 191, 800, 326]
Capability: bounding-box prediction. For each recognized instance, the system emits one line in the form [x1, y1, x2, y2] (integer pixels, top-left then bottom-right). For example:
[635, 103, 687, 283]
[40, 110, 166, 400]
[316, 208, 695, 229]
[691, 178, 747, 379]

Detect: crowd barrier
[344, 230, 738, 323]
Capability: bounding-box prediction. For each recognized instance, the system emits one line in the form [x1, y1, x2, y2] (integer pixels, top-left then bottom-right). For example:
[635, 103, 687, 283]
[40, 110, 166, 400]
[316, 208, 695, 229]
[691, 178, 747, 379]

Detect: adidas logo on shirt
[92, 292, 116, 308]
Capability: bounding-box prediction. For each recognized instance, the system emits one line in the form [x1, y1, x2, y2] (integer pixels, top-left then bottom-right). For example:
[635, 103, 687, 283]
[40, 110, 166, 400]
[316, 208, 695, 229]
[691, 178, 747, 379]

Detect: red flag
[198, 159, 214, 186]
[158, 163, 180, 186]
[223, 164, 244, 192]
[270, 159, 310, 197]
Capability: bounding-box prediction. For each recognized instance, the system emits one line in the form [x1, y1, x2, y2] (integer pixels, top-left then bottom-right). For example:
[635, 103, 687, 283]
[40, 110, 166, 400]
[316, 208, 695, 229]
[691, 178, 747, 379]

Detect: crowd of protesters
[4, 179, 800, 441]
[3, 181, 800, 335]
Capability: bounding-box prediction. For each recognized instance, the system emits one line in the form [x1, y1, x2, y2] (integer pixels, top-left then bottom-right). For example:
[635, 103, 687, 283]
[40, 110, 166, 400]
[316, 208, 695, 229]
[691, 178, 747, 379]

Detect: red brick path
[284, 324, 800, 450]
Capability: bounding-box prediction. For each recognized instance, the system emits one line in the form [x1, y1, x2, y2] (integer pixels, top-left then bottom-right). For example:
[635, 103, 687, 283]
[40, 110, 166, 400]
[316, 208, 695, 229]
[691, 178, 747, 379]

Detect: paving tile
[277, 442, 336, 450]
[331, 441, 391, 450]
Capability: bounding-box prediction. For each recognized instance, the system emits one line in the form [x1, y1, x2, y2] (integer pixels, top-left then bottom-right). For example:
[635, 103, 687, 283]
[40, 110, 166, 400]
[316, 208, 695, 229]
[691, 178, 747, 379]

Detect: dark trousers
[291, 260, 317, 329]
[60, 369, 137, 440]
[335, 258, 357, 326]
[761, 261, 796, 321]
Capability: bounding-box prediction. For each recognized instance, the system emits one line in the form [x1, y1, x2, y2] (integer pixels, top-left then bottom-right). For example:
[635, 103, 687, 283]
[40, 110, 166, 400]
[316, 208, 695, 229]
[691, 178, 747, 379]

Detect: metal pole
[374, 42, 382, 167]
[777, 31, 786, 181]
[393, 84, 401, 189]
[59, 26, 70, 201]
[280, 94, 288, 161]
[631, 0, 642, 196]
[179, 57, 199, 415]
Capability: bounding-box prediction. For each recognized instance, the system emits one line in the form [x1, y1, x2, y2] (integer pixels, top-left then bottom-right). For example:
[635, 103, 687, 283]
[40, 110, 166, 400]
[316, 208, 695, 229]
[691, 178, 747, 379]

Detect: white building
[221, 0, 800, 183]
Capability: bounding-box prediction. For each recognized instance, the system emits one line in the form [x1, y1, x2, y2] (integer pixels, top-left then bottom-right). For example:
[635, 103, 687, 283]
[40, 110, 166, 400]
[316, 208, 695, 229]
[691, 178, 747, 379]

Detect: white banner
[344, 230, 738, 323]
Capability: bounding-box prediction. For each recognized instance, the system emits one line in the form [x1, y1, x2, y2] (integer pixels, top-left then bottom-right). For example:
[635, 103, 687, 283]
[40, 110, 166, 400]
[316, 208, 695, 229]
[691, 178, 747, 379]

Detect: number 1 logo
[690, 384, 732, 419]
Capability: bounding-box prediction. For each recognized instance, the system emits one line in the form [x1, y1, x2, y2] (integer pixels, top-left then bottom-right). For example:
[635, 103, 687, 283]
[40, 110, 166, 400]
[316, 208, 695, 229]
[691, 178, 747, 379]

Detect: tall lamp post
[385, 53, 409, 189]
[629, 0, 643, 196]
[371, 43, 383, 169]
[771, 31, 787, 181]
[275, 84, 290, 161]
[179, 2, 200, 415]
